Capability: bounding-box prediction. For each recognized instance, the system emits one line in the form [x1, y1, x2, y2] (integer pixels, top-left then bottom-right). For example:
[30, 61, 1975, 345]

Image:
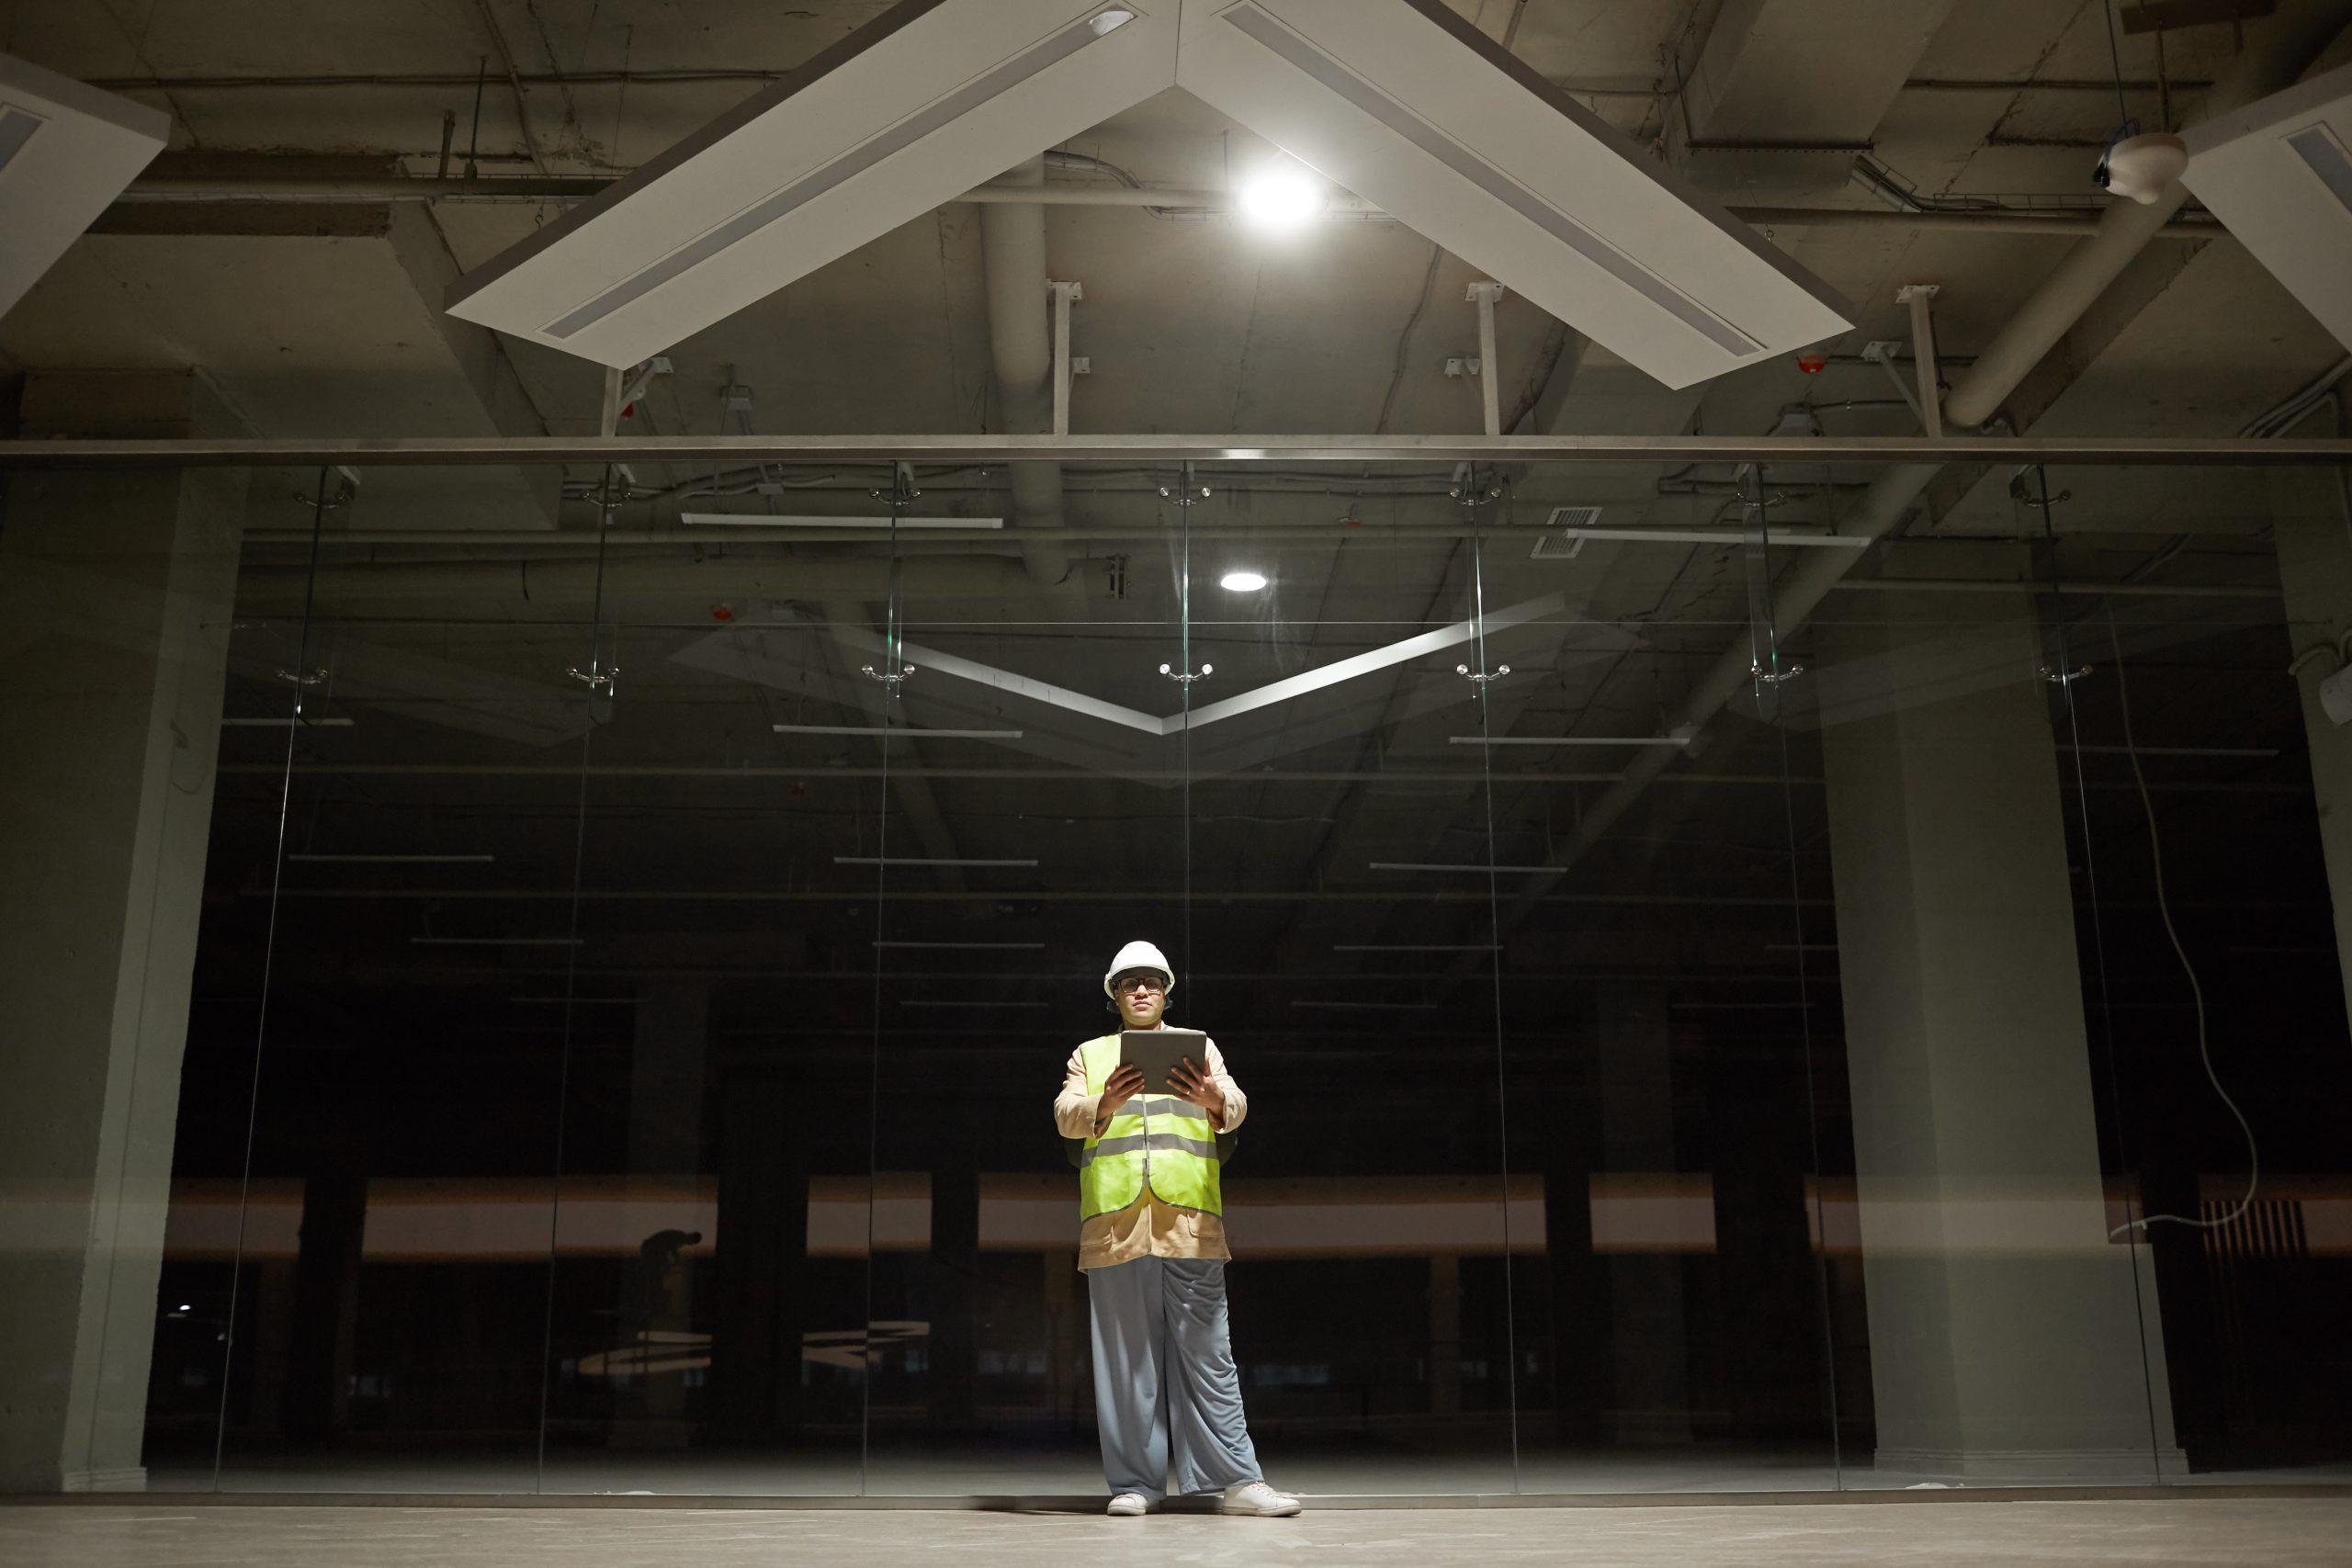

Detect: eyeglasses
[1113, 975, 1165, 994]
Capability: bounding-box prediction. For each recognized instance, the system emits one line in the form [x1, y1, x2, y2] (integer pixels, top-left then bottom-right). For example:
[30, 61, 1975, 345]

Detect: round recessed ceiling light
[1220, 570, 1269, 592]
[1090, 8, 1137, 35]
[1235, 165, 1325, 230]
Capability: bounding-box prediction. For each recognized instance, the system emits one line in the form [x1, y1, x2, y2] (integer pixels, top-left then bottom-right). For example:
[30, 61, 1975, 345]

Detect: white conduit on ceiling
[1487, 0, 2352, 927]
[979, 155, 1073, 587]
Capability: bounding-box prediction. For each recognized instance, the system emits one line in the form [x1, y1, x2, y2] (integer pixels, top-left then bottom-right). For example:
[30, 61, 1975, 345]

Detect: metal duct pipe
[1942, 0, 2352, 430]
[1495, 0, 2352, 919]
[108, 179, 2228, 235]
[233, 551, 1074, 607]
[979, 157, 1073, 586]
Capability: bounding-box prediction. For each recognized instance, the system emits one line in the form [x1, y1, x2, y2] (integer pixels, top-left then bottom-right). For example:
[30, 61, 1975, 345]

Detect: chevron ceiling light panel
[0, 52, 171, 320]
[445, 2, 1179, 368]
[2182, 60, 2352, 354]
[446, 0, 1849, 387]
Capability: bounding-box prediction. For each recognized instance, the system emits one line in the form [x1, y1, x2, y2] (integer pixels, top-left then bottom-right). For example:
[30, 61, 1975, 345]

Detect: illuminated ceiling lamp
[2180, 59, 2352, 353]
[0, 52, 170, 319]
[444, 1, 1178, 367]
[1235, 162, 1326, 228]
[1172, 0, 1850, 388]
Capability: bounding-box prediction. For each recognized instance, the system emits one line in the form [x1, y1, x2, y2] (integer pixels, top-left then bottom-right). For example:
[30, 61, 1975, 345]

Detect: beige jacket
[1053, 1032, 1248, 1272]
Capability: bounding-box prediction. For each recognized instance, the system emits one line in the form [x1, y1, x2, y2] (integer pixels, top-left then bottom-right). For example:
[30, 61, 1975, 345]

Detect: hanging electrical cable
[2102, 597, 2260, 1237]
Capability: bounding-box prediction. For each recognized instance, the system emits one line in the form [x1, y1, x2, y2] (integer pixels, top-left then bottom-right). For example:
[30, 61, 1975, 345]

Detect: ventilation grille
[1532, 504, 1602, 559]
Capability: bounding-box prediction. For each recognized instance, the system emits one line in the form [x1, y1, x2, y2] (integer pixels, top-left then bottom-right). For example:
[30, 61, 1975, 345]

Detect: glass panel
[105, 446, 2352, 1503]
[1811, 463, 2166, 1489]
[855, 461, 1187, 1495]
[2036, 459, 2350, 1488]
[1496, 460, 1841, 1493]
[1180, 475, 1519, 1495]
[535, 468, 876, 1495]
[205, 464, 581, 1493]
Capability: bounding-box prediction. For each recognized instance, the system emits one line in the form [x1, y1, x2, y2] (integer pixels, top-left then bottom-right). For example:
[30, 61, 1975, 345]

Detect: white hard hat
[1103, 940, 1174, 998]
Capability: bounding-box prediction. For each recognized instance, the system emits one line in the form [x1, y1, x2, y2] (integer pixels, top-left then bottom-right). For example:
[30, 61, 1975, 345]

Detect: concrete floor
[145, 1445, 2352, 1498]
[6, 1498, 2352, 1567]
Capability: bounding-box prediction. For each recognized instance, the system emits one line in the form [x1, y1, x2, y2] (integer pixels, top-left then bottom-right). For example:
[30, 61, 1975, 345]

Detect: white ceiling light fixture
[442, 0, 1848, 387]
[680, 512, 1003, 528]
[1219, 570, 1270, 591]
[772, 722, 1023, 738]
[1172, 0, 1849, 387]
[1235, 163, 1326, 228]
[444, 0, 1182, 367]
[2181, 61, 2352, 352]
[0, 53, 169, 320]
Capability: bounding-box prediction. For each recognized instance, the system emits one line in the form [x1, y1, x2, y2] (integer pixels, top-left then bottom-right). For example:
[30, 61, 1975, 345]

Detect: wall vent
[1532, 504, 1602, 558]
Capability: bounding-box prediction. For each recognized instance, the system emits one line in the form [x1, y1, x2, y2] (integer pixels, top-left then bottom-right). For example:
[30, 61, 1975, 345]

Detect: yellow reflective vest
[1076, 1032, 1225, 1222]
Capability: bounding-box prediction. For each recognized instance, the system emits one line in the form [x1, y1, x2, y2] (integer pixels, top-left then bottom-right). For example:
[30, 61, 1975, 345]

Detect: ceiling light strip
[1177, 592, 1566, 730]
[774, 723, 1023, 739]
[1221, 3, 1758, 355]
[1448, 735, 1687, 746]
[288, 853, 497, 863]
[544, 17, 1111, 339]
[683, 513, 1003, 528]
[1369, 862, 1565, 874]
[2285, 123, 2352, 213]
[1542, 526, 1870, 547]
[1333, 943, 1499, 952]
[834, 855, 1039, 867]
[0, 107, 42, 174]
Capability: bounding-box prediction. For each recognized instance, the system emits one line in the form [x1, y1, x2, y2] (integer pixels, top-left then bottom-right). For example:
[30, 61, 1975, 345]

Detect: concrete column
[0, 371, 248, 1493]
[1041, 1249, 1080, 1432]
[1592, 983, 1693, 1445]
[1541, 1144, 1604, 1441]
[1426, 1254, 1463, 1417]
[2270, 467, 2352, 1034]
[285, 1168, 367, 1439]
[611, 982, 708, 1449]
[927, 1122, 980, 1431]
[711, 1078, 810, 1439]
[1706, 1037, 1830, 1441]
[1818, 563, 2182, 1479]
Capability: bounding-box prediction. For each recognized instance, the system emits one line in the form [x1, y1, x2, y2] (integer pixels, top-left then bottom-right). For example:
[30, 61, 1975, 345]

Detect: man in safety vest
[1051, 940, 1302, 1518]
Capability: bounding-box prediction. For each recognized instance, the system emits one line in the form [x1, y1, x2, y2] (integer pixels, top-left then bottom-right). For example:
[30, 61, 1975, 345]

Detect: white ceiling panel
[2181, 60, 2352, 355]
[0, 52, 169, 321]
[445, 0, 1179, 368]
[1173, 0, 1852, 389]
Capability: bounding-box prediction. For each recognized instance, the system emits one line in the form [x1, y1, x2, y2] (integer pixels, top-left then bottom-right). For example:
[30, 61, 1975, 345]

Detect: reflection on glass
[103, 451, 2352, 1501]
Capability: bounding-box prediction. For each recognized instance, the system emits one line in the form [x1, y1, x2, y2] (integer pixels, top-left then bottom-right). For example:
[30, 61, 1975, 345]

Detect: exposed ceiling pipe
[109, 179, 2224, 236]
[232, 551, 1081, 607]
[979, 157, 1072, 587]
[1478, 0, 2352, 937]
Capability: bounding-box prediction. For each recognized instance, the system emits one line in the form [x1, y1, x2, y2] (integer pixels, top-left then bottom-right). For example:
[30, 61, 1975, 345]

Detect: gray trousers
[1086, 1255, 1263, 1497]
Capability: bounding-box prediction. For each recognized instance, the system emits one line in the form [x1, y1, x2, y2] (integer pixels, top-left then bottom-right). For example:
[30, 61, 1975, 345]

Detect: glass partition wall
[107, 449, 2351, 1497]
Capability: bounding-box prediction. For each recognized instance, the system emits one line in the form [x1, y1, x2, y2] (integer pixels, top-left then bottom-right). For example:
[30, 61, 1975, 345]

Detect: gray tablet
[1119, 1027, 1209, 1095]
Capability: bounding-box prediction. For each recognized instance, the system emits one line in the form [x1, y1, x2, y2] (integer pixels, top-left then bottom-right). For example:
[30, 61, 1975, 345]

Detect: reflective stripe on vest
[1077, 1032, 1224, 1221]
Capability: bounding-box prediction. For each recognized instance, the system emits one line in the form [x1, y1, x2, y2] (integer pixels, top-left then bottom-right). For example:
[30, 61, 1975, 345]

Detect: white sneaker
[1106, 1492, 1148, 1517]
[1219, 1479, 1302, 1517]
